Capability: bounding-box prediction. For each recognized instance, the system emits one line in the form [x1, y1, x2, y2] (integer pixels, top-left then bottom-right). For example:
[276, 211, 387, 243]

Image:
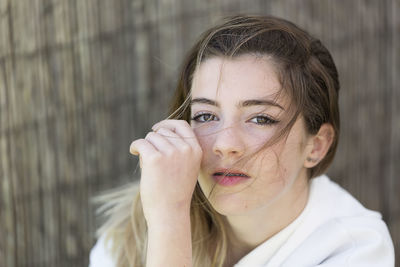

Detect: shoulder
[279, 175, 395, 266]
[304, 175, 387, 224]
[281, 214, 394, 266]
[89, 234, 116, 267]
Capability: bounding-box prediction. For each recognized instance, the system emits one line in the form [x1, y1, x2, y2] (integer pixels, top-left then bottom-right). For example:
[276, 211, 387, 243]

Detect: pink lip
[212, 169, 250, 186]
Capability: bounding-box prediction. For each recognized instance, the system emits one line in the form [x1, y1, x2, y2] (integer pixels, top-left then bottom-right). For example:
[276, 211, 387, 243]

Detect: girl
[89, 15, 394, 267]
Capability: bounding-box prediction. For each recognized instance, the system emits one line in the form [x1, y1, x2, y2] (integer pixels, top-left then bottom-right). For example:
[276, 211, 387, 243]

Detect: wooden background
[0, 0, 398, 266]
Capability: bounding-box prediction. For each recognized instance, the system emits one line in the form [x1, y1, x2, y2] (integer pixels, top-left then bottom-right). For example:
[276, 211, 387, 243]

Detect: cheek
[253, 141, 300, 180]
[244, 125, 276, 141]
[194, 130, 211, 148]
[280, 139, 306, 166]
[265, 141, 305, 185]
[249, 149, 284, 189]
[193, 128, 214, 165]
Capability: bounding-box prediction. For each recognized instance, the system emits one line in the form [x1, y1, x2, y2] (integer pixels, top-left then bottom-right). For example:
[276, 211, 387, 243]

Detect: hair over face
[170, 15, 340, 178]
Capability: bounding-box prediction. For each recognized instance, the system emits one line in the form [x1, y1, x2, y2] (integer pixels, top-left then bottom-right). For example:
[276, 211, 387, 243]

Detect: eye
[249, 115, 279, 126]
[191, 112, 218, 123]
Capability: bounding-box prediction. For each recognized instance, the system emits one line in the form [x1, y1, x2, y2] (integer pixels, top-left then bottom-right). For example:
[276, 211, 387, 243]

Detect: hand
[130, 120, 202, 223]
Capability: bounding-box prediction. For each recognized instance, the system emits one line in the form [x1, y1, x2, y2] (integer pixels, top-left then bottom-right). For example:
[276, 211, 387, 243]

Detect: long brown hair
[97, 15, 340, 267]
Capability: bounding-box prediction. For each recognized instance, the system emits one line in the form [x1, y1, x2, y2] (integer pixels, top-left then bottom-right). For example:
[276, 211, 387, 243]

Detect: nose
[212, 125, 245, 159]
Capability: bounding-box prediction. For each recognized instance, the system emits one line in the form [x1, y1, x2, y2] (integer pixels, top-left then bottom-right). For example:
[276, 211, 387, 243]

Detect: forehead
[191, 55, 284, 102]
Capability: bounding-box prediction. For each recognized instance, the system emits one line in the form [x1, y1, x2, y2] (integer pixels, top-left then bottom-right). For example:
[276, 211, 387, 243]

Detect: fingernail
[129, 145, 139, 155]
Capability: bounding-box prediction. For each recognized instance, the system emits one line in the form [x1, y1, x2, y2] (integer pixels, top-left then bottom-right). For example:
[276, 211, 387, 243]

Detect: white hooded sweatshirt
[89, 175, 395, 267]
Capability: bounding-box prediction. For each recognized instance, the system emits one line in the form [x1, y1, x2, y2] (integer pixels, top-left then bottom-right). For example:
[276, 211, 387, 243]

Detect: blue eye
[191, 113, 218, 123]
[249, 115, 278, 125]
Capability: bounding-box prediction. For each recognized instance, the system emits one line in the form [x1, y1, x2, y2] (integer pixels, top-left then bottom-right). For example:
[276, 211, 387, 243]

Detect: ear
[304, 123, 335, 168]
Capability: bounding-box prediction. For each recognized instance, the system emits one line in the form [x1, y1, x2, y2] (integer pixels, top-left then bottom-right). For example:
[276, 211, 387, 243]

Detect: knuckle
[145, 131, 156, 139]
[157, 128, 169, 136]
[180, 143, 191, 153]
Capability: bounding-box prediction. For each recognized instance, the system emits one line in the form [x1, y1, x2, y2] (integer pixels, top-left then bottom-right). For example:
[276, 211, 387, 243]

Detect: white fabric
[89, 175, 395, 267]
[236, 204, 305, 265]
[234, 175, 394, 267]
[89, 234, 115, 267]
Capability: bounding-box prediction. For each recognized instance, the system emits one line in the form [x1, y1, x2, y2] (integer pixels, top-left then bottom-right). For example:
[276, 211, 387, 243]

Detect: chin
[199, 177, 284, 216]
[206, 189, 258, 216]
[207, 183, 290, 218]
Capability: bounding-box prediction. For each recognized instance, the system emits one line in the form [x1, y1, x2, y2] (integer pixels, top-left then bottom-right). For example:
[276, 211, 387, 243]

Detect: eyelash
[191, 112, 218, 123]
[249, 115, 279, 125]
[191, 112, 279, 126]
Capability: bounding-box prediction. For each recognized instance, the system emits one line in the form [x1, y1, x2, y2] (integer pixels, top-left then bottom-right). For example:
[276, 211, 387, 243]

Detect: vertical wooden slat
[1, 57, 16, 267]
[387, 0, 400, 263]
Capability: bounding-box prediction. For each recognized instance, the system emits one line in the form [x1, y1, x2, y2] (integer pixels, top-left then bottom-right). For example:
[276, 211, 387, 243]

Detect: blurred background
[0, 0, 399, 266]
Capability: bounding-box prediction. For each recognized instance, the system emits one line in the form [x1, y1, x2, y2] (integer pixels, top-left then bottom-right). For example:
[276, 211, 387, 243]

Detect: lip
[212, 168, 250, 186]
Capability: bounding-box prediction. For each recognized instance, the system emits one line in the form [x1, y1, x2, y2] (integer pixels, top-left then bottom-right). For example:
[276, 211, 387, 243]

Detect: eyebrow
[190, 97, 284, 110]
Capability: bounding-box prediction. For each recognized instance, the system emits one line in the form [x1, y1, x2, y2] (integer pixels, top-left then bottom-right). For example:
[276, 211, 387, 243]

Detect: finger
[144, 131, 175, 154]
[129, 139, 158, 158]
[156, 127, 191, 149]
[152, 120, 200, 149]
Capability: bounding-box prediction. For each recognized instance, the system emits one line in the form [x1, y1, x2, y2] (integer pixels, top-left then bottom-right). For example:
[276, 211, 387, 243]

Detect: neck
[224, 174, 310, 263]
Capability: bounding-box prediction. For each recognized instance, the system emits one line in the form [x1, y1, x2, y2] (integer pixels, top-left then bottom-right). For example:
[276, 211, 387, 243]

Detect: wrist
[145, 204, 191, 228]
[145, 203, 193, 267]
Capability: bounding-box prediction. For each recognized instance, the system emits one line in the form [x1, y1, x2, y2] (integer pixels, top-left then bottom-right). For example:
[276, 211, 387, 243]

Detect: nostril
[212, 129, 245, 158]
[213, 146, 243, 158]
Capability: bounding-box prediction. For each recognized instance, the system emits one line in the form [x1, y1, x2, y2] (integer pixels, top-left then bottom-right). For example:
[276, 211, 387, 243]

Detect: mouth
[214, 172, 249, 177]
[212, 169, 250, 186]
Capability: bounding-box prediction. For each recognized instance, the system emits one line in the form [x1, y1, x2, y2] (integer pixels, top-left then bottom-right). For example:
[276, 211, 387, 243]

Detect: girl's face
[190, 55, 313, 216]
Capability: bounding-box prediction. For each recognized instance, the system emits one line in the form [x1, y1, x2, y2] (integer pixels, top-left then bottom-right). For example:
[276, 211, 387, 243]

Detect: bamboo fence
[0, 0, 399, 266]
